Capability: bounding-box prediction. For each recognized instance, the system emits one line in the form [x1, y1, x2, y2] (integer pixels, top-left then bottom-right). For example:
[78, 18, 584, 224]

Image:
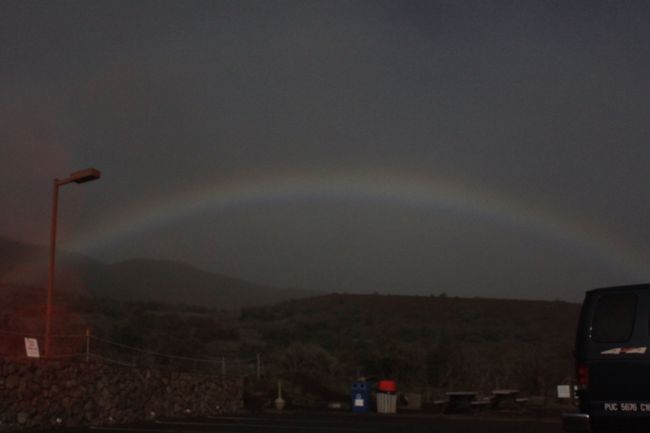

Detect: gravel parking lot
[69, 412, 563, 433]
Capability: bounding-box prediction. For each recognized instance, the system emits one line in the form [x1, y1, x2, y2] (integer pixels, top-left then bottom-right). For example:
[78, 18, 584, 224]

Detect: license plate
[598, 401, 650, 414]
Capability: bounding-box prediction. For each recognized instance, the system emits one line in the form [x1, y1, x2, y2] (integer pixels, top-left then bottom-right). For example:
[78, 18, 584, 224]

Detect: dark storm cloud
[2, 0, 650, 300]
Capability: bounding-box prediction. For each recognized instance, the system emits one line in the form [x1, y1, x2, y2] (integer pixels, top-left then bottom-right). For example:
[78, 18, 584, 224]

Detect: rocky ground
[0, 358, 242, 429]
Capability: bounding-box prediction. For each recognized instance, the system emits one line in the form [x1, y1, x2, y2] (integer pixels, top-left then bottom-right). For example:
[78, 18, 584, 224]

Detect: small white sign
[557, 384, 571, 399]
[354, 393, 364, 407]
[24, 338, 40, 358]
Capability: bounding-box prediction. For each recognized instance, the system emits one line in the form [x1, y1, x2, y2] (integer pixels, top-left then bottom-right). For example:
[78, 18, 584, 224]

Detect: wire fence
[0, 329, 263, 378]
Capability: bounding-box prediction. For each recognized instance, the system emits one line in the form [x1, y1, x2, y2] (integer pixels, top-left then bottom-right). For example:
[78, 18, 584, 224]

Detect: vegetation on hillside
[0, 286, 580, 399]
[241, 293, 579, 396]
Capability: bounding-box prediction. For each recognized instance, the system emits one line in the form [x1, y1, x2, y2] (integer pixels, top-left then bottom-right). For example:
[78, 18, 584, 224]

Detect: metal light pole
[45, 168, 101, 358]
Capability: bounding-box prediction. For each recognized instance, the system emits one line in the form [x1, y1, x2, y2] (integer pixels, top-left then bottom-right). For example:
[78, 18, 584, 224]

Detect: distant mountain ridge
[0, 236, 318, 309]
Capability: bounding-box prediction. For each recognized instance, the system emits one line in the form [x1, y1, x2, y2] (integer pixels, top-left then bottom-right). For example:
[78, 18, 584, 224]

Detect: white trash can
[376, 380, 397, 414]
[377, 392, 397, 413]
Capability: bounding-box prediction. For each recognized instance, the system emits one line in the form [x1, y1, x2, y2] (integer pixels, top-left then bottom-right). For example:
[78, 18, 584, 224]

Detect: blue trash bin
[351, 381, 369, 413]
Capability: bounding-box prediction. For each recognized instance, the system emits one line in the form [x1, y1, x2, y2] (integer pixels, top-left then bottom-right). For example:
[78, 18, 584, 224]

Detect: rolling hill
[0, 236, 318, 309]
[0, 245, 583, 398]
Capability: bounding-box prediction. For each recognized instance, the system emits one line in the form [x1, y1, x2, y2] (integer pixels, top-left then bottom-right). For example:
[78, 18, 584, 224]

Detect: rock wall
[0, 357, 243, 429]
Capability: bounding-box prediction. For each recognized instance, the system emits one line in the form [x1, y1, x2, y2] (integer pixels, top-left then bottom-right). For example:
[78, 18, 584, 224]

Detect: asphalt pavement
[66, 412, 563, 433]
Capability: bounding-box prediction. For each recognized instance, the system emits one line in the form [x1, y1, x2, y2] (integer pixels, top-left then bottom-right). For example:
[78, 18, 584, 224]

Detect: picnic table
[470, 397, 492, 411]
[491, 389, 519, 409]
[445, 391, 478, 413]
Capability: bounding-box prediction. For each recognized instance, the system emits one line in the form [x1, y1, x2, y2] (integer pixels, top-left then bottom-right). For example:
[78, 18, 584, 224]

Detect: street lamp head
[69, 168, 101, 184]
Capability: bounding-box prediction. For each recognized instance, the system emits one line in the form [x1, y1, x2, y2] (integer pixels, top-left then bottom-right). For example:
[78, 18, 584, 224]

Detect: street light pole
[45, 178, 60, 359]
[45, 168, 101, 358]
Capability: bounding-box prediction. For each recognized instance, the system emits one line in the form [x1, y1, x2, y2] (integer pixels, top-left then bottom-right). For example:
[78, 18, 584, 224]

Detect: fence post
[85, 328, 90, 362]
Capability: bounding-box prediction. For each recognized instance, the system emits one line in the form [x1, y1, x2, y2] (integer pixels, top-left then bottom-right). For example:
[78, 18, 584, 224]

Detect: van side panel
[576, 286, 650, 423]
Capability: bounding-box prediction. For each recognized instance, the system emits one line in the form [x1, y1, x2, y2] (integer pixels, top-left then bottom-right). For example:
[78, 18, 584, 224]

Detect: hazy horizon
[0, 233, 595, 303]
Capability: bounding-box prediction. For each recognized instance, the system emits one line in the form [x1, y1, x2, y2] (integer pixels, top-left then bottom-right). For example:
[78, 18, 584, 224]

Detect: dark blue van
[564, 284, 650, 432]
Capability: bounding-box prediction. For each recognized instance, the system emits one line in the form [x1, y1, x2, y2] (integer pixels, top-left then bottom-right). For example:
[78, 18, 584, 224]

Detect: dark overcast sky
[3, 0, 650, 301]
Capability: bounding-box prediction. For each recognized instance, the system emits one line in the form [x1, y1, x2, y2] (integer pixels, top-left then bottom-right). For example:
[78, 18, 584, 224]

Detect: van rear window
[591, 293, 637, 343]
